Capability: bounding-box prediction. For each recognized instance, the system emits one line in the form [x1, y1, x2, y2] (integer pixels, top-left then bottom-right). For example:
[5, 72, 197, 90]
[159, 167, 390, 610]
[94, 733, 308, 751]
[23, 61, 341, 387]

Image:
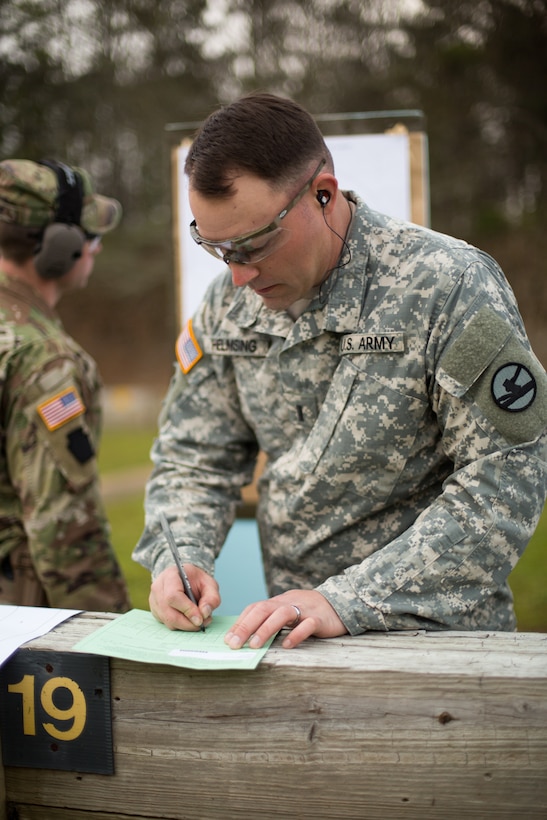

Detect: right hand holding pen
[149, 564, 219, 631]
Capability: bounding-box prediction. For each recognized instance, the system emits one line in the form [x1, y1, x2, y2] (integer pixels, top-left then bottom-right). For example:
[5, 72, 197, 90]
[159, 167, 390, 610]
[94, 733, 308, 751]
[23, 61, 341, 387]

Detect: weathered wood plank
[10, 811, 131, 820]
[3, 614, 547, 819]
[7, 763, 547, 819]
[23, 616, 547, 676]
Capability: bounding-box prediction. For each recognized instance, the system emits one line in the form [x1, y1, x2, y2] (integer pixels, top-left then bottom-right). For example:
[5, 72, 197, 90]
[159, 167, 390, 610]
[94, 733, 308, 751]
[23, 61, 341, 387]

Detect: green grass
[509, 510, 547, 632]
[98, 427, 156, 474]
[100, 427, 547, 631]
[99, 427, 156, 611]
[107, 494, 151, 610]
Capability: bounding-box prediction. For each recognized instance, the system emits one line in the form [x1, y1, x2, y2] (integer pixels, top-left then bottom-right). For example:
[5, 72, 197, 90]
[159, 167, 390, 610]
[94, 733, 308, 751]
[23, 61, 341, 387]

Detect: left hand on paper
[224, 590, 348, 650]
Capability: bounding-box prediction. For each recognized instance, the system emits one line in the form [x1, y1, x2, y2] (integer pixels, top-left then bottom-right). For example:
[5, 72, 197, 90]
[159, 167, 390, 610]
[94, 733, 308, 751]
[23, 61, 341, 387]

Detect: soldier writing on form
[0, 159, 131, 611]
[133, 93, 546, 648]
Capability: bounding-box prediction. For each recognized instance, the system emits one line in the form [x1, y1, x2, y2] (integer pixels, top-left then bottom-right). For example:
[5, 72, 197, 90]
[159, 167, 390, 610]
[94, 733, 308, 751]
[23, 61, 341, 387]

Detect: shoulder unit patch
[491, 362, 537, 412]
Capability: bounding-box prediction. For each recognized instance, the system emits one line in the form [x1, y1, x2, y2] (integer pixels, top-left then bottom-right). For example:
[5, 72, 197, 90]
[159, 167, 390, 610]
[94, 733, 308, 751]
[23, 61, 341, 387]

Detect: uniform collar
[0, 271, 58, 320]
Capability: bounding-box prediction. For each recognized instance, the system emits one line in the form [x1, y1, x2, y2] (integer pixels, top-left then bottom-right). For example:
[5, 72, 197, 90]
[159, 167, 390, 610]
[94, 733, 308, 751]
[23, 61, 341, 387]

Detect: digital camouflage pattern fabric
[0, 273, 131, 610]
[133, 195, 547, 633]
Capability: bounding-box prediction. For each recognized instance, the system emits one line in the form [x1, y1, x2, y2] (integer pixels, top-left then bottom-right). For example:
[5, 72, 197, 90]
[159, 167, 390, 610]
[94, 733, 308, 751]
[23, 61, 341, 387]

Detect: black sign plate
[0, 649, 113, 774]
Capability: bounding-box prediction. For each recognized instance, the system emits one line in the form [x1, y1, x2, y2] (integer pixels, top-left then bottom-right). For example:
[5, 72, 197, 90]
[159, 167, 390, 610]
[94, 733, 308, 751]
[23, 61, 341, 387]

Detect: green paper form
[74, 609, 276, 670]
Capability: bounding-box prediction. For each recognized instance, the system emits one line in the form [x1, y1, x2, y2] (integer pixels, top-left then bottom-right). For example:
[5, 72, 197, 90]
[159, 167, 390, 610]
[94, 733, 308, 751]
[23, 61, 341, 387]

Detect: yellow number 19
[8, 674, 87, 741]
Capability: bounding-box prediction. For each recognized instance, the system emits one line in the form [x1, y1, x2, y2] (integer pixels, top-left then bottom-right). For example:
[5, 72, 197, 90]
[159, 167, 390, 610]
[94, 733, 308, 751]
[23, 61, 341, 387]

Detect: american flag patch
[176, 319, 203, 373]
[37, 387, 85, 431]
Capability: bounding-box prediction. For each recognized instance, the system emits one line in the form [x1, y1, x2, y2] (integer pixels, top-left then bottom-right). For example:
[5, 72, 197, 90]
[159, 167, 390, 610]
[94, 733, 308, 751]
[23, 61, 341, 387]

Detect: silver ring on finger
[287, 604, 302, 629]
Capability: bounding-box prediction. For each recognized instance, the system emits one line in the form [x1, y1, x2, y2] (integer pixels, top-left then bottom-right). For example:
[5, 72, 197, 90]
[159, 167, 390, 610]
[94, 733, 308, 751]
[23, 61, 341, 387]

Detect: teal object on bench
[215, 519, 268, 615]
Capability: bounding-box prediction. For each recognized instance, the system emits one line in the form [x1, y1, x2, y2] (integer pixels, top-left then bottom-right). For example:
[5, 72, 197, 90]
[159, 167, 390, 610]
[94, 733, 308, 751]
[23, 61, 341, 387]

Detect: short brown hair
[0, 223, 40, 264]
[185, 92, 333, 198]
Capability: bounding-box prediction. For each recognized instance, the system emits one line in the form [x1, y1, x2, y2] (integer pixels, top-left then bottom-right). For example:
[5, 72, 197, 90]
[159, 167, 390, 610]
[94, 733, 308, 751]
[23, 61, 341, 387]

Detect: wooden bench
[1, 613, 546, 819]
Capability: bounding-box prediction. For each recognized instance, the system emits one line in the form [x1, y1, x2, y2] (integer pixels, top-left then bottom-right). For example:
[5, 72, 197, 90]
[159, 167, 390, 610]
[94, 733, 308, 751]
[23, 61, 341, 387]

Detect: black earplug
[317, 190, 330, 207]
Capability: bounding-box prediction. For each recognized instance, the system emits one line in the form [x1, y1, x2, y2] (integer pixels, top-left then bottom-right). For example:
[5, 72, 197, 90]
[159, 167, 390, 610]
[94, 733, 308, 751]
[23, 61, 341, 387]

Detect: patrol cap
[0, 158, 122, 235]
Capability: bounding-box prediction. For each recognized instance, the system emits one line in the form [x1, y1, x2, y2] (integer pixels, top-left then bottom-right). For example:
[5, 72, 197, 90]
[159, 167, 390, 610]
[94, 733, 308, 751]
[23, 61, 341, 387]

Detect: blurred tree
[205, 0, 401, 107]
[2, 0, 545, 234]
[385, 0, 547, 236]
[378, 0, 547, 357]
[0, 0, 216, 218]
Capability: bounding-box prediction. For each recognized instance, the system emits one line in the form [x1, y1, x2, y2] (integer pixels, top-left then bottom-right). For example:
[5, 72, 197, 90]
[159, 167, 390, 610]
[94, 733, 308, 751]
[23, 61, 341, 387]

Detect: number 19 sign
[0, 649, 113, 774]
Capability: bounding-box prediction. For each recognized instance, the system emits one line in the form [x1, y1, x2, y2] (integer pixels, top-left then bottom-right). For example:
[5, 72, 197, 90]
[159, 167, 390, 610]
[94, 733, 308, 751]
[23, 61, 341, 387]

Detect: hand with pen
[149, 563, 219, 632]
[150, 566, 347, 648]
[151, 513, 347, 647]
[150, 513, 219, 632]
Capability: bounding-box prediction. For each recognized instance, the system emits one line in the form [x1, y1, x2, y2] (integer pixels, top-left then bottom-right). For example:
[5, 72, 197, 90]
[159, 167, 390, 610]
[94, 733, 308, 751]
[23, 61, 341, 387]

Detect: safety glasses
[85, 232, 102, 252]
[190, 158, 326, 265]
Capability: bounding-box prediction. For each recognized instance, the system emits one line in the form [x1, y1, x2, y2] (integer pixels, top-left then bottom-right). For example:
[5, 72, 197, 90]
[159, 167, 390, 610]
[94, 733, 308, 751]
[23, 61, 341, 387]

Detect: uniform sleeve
[132, 305, 259, 580]
[317, 266, 547, 634]
[6, 350, 130, 611]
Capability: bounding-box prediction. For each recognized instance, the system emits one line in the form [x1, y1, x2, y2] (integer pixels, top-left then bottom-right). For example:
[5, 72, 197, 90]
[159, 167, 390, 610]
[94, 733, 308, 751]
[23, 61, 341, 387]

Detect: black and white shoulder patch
[439, 306, 547, 444]
[491, 362, 537, 413]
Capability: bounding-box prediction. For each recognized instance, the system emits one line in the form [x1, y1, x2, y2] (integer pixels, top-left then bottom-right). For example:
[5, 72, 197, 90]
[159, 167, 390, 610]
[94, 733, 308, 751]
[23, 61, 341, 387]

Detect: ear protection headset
[317, 190, 330, 207]
[34, 160, 86, 279]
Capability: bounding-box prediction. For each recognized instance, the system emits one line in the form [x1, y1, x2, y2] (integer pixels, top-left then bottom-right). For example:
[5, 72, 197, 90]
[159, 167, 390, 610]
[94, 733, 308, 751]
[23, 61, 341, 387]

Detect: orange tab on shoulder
[176, 319, 203, 374]
[37, 386, 85, 431]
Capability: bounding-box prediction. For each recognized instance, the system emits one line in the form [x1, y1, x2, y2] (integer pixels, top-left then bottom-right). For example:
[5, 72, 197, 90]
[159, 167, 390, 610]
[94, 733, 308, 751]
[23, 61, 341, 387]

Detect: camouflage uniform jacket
[0, 273, 129, 610]
[133, 195, 547, 633]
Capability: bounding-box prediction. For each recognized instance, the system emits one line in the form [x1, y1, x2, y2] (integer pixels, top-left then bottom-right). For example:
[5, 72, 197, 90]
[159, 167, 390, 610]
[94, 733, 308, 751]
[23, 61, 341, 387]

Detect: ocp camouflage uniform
[0, 272, 131, 611]
[133, 194, 547, 633]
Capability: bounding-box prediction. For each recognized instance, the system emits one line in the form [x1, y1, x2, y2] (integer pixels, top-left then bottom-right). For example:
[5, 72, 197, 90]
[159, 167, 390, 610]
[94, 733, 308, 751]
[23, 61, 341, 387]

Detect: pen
[159, 512, 205, 632]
